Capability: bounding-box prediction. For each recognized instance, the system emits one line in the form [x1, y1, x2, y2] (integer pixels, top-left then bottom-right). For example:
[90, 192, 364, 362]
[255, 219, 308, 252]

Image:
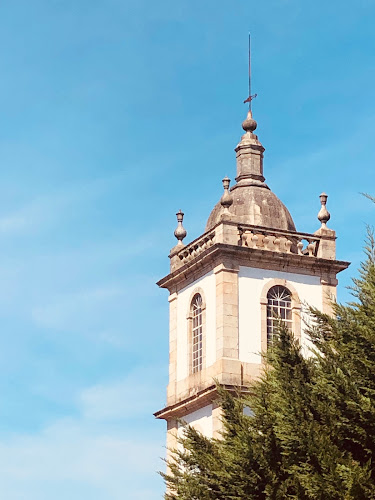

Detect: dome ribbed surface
[205, 185, 296, 232]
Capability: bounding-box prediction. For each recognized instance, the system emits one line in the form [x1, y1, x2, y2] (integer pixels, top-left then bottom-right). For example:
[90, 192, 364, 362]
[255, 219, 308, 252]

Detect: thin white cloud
[276, 112, 375, 177]
[0, 370, 167, 499]
[32, 285, 126, 329]
[80, 366, 166, 421]
[0, 419, 164, 500]
[0, 171, 128, 236]
[30, 285, 133, 349]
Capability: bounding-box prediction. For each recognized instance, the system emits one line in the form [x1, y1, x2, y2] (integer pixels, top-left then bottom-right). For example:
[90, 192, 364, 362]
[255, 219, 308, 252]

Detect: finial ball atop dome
[242, 110, 257, 133]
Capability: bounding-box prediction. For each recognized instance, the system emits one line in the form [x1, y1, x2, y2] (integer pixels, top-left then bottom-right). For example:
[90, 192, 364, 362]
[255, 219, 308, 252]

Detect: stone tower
[154, 109, 349, 457]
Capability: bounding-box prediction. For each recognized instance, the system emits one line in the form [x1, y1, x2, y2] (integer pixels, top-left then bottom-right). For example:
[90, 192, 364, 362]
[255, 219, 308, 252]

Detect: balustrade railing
[238, 225, 320, 257]
[171, 222, 323, 272]
[177, 231, 216, 264]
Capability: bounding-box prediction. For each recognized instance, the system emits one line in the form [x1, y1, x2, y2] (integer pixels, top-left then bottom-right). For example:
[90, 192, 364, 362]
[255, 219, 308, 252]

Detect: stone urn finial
[220, 176, 233, 213]
[318, 192, 331, 228]
[174, 209, 187, 246]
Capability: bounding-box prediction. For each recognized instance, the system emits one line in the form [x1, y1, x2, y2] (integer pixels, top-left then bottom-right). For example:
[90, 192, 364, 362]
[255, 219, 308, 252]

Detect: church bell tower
[154, 108, 350, 455]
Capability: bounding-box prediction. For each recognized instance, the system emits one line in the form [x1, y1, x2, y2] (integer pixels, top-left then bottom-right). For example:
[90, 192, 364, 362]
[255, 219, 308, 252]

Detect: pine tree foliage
[162, 228, 375, 499]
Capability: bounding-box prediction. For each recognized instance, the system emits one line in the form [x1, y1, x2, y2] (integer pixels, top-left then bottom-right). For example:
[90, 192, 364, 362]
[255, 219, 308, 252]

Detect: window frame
[260, 279, 301, 356]
[187, 289, 206, 375]
[266, 285, 293, 347]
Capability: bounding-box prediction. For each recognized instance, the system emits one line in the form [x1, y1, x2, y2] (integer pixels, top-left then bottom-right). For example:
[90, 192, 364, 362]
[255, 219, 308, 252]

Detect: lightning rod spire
[243, 33, 257, 109]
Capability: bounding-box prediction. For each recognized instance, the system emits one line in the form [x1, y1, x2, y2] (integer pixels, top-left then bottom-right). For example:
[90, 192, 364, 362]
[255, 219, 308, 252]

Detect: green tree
[162, 230, 375, 499]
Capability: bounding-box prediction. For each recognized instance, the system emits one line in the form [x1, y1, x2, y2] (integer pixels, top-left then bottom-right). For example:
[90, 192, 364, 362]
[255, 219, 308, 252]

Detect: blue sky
[0, 0, 374, 498]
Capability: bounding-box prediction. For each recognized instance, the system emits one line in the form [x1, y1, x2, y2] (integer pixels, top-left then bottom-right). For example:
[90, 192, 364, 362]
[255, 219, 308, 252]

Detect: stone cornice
[157, 242, 350, 292]
[154, 383, 251, 420]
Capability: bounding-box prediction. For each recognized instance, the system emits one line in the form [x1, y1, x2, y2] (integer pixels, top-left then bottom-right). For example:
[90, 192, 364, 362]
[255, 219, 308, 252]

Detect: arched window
[266, 285, 292, 346]
[191, 294, 203, 373]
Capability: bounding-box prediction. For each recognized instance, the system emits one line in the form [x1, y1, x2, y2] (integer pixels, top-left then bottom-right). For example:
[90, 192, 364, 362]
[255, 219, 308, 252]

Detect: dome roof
[206, 185, 296, 232]
[205, 110, 296, 233]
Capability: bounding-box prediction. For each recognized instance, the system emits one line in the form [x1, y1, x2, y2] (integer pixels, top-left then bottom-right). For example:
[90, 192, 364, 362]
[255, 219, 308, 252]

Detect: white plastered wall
[176, 271, 216, 381]
[177, 404, 213, 441]
[238, 267, 322, 364]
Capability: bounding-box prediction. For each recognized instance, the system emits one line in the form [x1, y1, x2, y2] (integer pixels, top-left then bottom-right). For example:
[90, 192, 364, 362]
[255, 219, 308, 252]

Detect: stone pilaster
[212, 402, 223, 439]
[214, 262, 239, 360]
[314, 226, 336, 260]
[321, 276, 338, 316]
[167, 292, 178, 404]
[166, 418, 178, 475]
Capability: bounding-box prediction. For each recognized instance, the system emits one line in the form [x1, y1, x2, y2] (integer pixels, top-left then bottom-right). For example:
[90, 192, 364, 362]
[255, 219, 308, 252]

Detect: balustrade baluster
[307, 240, 315, 257]
[263, 234, 270, 250]
[297, 240, 304, 255]
[285, 238, 292, 254]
